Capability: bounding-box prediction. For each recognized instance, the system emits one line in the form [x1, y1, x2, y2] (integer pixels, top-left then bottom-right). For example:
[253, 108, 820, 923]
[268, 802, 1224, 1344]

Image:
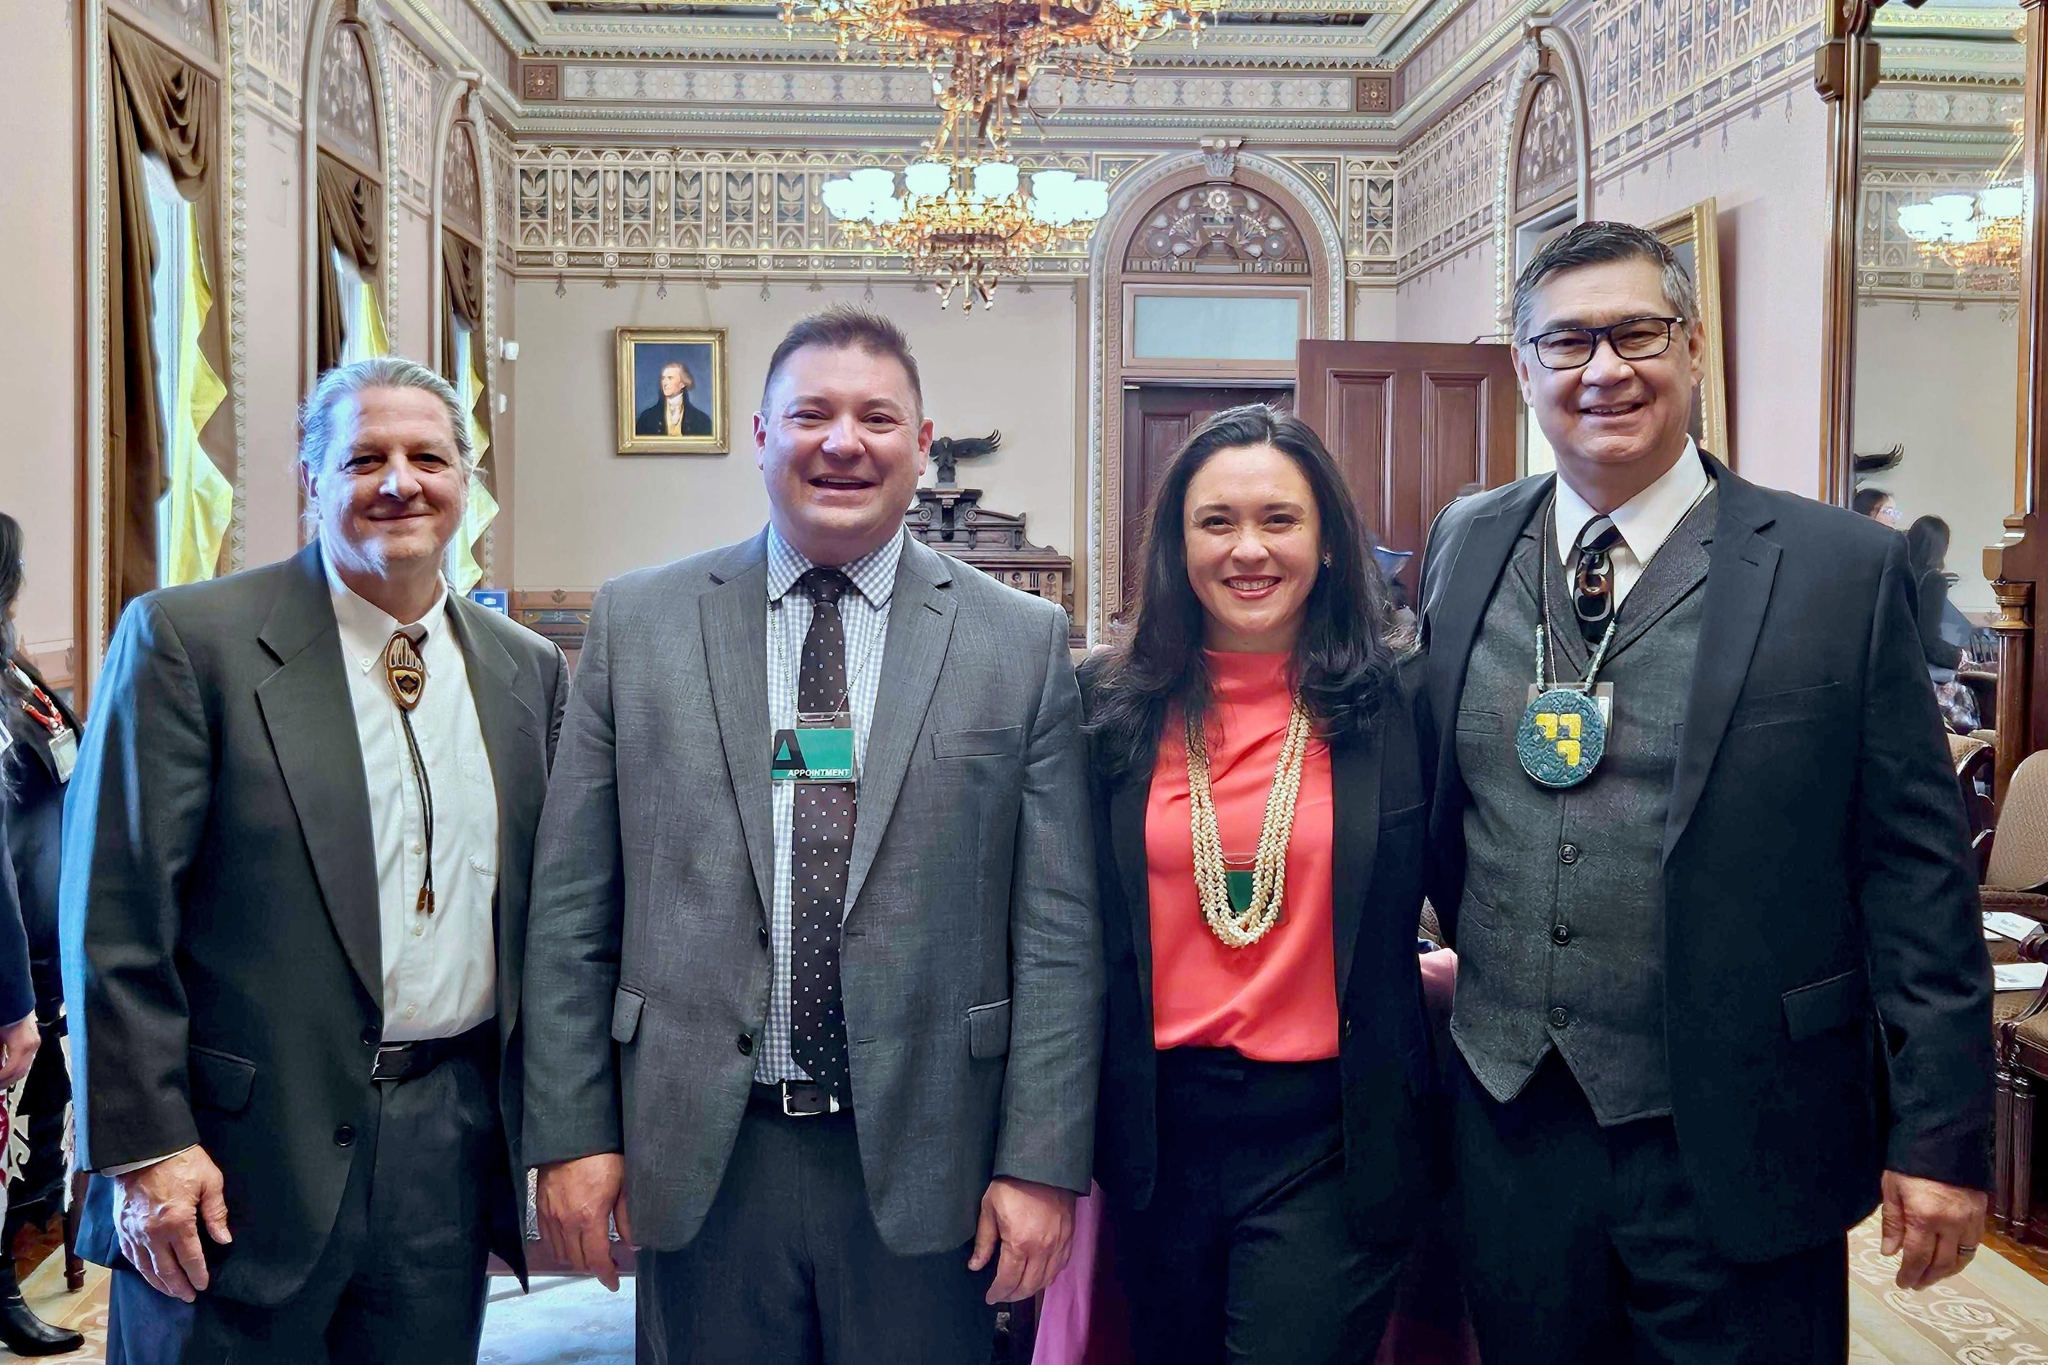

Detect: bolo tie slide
[383, 631, 435, 916]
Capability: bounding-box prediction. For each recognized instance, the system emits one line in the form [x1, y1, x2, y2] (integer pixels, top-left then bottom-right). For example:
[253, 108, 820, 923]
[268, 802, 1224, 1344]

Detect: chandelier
[823, 148, 1108, 309]
[780, 0, 1225, 154]
[1896, 124, 2024, 290]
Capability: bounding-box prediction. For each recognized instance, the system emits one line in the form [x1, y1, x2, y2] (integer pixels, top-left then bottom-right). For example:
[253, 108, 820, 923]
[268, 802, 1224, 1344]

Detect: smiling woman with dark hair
[1081, 405, 1435, 1363]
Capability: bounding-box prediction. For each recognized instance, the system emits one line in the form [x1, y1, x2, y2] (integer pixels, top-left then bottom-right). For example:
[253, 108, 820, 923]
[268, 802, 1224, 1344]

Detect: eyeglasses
[1524, 316, 1684, 371]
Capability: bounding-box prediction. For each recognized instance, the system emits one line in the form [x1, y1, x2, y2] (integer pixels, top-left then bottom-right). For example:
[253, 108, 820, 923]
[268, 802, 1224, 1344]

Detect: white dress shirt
[1552, 438, 1710, 610]
[757, 524, 901, 1086]
[326, 559, 500, 1044]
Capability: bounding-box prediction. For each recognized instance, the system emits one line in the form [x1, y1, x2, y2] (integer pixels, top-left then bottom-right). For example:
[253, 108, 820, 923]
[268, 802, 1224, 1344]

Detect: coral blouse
[1146, 650, 1340, 1061]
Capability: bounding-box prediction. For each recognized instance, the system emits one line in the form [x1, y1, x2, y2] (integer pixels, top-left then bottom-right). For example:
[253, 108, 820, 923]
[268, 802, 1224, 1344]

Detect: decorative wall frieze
[241, 0, 310, 122]
[1396, 76, 1502, 277]
[1859, 165, 2019, 303]
[384, 22, 440, 206]
[1343, 156, 1399, 265]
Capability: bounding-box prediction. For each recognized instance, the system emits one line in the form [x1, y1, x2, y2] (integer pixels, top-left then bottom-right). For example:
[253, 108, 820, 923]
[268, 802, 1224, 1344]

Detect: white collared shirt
[1552, 439, 1710, 610]
[324, 554, 500, 1043]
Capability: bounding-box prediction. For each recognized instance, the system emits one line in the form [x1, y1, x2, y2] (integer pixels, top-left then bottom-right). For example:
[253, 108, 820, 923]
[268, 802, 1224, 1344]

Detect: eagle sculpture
[930, 430, 1001, 489]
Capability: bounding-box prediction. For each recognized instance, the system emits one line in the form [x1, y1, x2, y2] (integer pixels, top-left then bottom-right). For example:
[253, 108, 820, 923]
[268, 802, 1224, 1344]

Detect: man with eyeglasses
[1416, 220, 1990, 1363]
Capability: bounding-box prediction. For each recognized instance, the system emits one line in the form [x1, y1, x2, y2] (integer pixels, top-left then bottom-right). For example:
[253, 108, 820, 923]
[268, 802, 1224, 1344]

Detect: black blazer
[0, 801, 37, 1031]
[1419, 456, 1993, 1263]
[636, 393, 712, 436]
[1083, 661, 1438, 1241]
[4, 657, 79, 1017]
[62, 545, 569, 1305]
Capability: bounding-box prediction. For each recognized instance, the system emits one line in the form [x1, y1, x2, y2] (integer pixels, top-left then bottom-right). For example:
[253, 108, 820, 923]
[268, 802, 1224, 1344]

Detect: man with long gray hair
[62, 357, 569, 1363]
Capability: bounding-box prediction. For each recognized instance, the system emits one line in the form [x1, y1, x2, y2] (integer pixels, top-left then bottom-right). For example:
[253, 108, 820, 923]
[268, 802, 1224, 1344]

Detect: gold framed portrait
[616, 327, 729, 455]
[1649, 199, 1731, 462]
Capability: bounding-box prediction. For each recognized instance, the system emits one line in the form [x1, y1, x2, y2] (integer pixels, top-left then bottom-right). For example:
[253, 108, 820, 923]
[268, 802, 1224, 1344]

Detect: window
[1130, 292, 1304, 362]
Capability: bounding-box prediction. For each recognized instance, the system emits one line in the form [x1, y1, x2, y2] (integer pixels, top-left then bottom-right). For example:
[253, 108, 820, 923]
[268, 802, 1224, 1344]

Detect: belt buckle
[372, 1044, 411, 1083]
[779, 1081, 836, 1118]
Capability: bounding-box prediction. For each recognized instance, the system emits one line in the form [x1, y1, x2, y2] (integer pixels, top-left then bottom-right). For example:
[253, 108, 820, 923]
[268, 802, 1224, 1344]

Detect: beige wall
[241, 114, 310, 571]
[510, 275, 1082, 590]
[1, 2, 80, 674]
[1394, 240, 1501, 344]
[1593, 93, 1833, 498]
[1855, 300, 2020, 614]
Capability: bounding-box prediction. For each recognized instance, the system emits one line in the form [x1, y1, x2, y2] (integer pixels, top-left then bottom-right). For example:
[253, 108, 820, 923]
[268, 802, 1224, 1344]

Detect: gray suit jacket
[522, 531, 1103, 1256]
[61, 543, 568, 1304]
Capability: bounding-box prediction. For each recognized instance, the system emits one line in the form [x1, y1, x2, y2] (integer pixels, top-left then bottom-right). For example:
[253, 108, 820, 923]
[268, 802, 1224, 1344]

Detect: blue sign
[469, 588, 510, 616]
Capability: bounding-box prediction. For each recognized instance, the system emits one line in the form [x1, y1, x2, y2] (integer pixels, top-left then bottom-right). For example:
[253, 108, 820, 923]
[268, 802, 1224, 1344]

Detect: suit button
[1549, 1006, 1569, 1028]
[360, 1027, 378, 1047]
[737, 1034, 754, 1057]
[1342, 1018, 1353, 1040]
[1552, 923, 1571, 946]
[334, 1125, 355, 1148]
[757, 926, 770, 949]
[1558, 844, 1580, 865]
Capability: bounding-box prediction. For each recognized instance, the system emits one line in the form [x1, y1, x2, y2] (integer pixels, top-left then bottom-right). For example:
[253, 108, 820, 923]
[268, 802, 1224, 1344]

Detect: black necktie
[1572, 516, 1625, 645]
[789, 567, 856, 1104]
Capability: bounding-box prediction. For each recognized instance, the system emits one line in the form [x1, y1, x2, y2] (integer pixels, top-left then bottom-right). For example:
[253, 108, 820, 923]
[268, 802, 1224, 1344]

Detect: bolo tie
[383, 629, 435, 916]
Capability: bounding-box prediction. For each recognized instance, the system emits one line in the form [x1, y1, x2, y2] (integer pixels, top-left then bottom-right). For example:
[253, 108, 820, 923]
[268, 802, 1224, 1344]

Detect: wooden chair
[1986, 751, 2048, 1235]
[1952, 734, 1998, 878]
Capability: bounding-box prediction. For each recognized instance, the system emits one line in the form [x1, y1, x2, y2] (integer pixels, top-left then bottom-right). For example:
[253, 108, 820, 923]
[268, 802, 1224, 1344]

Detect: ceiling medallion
[780, 0, 1225, 154]
[822, 129, 1109, 310]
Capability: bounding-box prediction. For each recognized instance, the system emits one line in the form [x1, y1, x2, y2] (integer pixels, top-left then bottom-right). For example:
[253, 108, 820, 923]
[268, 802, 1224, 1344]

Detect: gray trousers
[106, 1031, 502, 1365]
[636, 1091, 999, 1365]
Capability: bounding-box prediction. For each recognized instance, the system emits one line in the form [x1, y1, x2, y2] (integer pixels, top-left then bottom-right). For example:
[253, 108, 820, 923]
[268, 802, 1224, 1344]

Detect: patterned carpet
[17, 1214, 2048, 1363]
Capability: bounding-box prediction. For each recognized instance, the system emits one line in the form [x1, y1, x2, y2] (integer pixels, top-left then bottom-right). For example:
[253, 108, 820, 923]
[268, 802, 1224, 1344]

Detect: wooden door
[1295, 340, 1519, 595]
[1119, 384, 1292, 619]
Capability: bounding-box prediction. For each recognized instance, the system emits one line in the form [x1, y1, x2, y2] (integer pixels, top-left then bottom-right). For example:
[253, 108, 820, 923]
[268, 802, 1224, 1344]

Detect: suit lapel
[1426, 477, 1552, 838]
[702, 535, 777, 917]
[254, 544, 382, 1010]
[1109, 762, 1155, 1002]
[1664, 464, 1780, 862]
[1329, 726, 1382, 1003]
[447, 600, 541, 1036]
[845, 542, 956, 915]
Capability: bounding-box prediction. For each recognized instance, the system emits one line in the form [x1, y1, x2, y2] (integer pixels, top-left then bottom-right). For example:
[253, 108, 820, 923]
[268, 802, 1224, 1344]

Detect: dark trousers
[637, 1091, 997, 1365]
[1108, 1048, 1409, 1365]
[105, 1028, 502, 1365]
[1452, 1051, 1848, 1365]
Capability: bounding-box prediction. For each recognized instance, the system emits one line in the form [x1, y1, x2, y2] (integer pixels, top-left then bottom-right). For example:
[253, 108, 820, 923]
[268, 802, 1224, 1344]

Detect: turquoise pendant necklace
[1517, 508, 1618, 790]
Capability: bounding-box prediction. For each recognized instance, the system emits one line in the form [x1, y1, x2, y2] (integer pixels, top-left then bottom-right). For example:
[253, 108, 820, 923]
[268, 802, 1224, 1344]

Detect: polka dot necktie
[1572, 516, 1625, 645]
[790, 567, 856, 1104]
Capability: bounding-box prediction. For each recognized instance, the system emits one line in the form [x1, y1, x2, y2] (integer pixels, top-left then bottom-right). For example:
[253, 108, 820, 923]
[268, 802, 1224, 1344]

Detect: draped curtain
[107, 18, 221, 624]
[316, 151, 383, 375]
[439, 229, 485, 431]
[439, 229, 498, 592]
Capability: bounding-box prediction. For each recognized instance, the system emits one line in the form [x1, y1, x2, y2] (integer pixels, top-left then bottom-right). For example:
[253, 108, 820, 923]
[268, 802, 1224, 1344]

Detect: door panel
[1297, 340, 1519, 595]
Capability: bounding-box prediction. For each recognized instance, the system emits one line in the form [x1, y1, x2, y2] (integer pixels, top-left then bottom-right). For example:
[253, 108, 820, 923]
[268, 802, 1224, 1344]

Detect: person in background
[1906, 515, 1968, 676]
[1082, 405, 1434, 1362]
[0, 513, 85, 1355]
[1854, 486, 1902, 528]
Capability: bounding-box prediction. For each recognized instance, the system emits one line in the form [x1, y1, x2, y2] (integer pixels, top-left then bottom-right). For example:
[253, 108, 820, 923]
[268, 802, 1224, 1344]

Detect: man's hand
[112, 1147, 231, 1303]
[1881, 1170, 1988, 1290]
[0, 1012, 38, 1088]
[538, 1153, 633, 1292]
[968, 1177, 1075, 1305]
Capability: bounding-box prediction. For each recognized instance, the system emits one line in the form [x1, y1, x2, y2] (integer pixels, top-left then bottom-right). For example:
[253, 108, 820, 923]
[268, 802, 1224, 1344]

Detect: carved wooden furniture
[904, 486, 1079, 646]
[1987, 752, 2048, 1235]
[511, 590, 596, 668]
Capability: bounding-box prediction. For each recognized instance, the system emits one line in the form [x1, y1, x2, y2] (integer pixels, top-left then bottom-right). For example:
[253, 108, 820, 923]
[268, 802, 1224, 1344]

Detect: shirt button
[409, 841, 424, 856]
[1549, 1006, 1570, 1028]
[1559, 844, 1580, 865]
[404, 1005, 418, 1020]
[1552, 923, 1571, 946]
[412, 924, 425, 938]
[737, 1033, 754, 1057]
[334, 1125, 355, 1147]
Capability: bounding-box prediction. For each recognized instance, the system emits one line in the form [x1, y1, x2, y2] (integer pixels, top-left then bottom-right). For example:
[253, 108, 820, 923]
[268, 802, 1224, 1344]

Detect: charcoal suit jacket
[61, 543, 568, 1305]
[1419, 454, 1994, 1263]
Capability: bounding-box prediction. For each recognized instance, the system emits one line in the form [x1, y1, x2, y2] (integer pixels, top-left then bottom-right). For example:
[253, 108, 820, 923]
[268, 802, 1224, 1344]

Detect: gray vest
[1449, 489, 1715, 1124]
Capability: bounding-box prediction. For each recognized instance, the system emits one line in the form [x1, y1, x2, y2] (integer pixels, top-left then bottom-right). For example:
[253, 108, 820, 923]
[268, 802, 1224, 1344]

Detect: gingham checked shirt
[755, 523, 903, 1085]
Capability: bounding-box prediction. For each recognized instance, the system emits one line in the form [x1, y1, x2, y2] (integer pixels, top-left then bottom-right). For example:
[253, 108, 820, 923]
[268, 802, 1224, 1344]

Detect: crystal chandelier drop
[822, 133, 1108, 310]
[782, 0, 1225, 154]
[1896, 126, 2025, 290]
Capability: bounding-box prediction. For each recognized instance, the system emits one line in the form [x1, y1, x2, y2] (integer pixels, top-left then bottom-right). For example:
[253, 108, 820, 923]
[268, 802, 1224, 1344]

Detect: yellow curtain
[445, 335, 499, 594]
[359, 275, 391, 359]
[158, 211, 233, 586]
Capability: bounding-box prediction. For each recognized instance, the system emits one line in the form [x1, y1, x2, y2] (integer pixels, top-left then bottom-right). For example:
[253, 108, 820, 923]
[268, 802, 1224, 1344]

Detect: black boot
[0, 1252, 82, 1356]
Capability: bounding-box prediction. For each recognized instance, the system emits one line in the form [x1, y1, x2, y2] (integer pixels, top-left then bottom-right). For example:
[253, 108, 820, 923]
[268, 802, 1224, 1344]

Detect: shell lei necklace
[1185, 695, 1312, 949]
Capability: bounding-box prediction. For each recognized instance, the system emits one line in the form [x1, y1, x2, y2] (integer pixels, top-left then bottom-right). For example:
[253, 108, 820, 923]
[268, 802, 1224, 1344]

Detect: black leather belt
[371, 1021, 494, 1083]
[750, 1080, 848, 1118]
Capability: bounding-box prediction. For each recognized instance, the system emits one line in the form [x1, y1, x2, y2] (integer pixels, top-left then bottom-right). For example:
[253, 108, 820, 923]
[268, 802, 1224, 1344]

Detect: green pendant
[1226, 868, 1255, 914]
